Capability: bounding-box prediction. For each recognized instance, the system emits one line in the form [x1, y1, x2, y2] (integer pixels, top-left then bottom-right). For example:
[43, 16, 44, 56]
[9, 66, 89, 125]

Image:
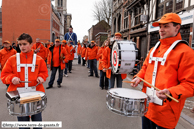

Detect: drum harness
[147, 40, 188, 105]
[16, 53, 37, 94]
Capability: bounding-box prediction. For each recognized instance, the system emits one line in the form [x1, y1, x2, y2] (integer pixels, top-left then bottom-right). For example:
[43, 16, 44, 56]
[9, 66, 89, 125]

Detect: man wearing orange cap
[46, 39, 68, 89]
[32, 38, 47, 61]
[66, 40, 76, 73]
[85, 41, 99, 78]
[102, 33, 127, 89]
[0, 40, 17, 88]
[131, 13, 194, 129]
[77, 40, 82, 64]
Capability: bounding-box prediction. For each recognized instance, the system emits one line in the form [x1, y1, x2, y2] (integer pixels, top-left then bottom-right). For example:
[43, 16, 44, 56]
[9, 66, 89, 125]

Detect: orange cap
[114, 32, 122, 37]
[46, 41, 50, 43]
[50, 42, 54, 45]
[55, 39, 60, 42]
[91, 41, 94, 43]
[3, 40, 11, 44]
[62, 40, 66, 43]
[152, 13, 181, 27]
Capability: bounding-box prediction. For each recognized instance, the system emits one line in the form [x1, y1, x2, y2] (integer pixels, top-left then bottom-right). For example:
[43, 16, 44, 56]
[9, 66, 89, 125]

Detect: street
[0, 60, 194, 129]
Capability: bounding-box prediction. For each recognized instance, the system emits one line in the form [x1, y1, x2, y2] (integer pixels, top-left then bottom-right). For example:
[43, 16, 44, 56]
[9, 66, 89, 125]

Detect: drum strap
[147, 40, 188, 105]
[16, 53, 37, 93]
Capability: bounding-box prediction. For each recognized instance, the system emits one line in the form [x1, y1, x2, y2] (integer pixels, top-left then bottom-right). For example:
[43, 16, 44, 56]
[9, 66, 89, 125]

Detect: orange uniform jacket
[32, 43, 47, 60]
[136, 33, 194, 128]
[67, 45, 75, 61]
[47, 45, 68, 70]
[0, 47, 17, 69]
[97, 46, 106, 70]
[77, 44, 82, 55]
[1, 51, 48, 93]
[81, 47, 86, 58]
[85, 45, 98, 60]
[101, 47, 127, 79]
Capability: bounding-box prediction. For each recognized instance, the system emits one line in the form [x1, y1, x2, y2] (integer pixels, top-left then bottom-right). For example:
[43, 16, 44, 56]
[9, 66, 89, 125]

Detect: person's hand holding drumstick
[131, 77, 141, 87]
[131, 77, 174, 101]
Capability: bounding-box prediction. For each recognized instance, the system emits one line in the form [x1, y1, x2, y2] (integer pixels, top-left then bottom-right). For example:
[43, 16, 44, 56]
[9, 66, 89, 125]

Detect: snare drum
[7, 91, 47, 117]
[106, 88, 148, 117]
[111, 40, 136, 74]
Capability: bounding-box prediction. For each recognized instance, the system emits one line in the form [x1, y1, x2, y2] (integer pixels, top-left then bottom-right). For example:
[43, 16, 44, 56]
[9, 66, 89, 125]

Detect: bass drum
[111, 40, 136, 74]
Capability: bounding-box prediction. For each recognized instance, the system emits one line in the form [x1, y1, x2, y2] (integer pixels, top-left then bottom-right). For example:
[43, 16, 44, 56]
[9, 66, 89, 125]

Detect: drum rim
[107, 88, 148, 99]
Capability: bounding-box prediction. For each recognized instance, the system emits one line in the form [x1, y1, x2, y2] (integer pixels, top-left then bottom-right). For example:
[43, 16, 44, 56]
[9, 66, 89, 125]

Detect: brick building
[88, 20, 110, 43]
[2, 0, 71, 44]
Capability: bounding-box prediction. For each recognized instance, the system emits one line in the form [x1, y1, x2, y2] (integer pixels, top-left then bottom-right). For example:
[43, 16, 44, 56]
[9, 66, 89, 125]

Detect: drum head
[108, 88, 147, 99]
[111, 41, 120, 73]
[19, 91, 45, 98]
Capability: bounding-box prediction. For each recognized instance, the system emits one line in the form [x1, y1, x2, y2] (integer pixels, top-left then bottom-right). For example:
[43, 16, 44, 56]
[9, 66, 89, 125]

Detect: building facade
[2, 0, 71, 44]
[88, 20, 110, 42]
[111, 0, 194, 59]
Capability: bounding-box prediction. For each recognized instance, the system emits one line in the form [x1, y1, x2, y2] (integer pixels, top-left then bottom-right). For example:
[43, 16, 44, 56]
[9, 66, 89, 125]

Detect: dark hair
[18, 33, 33, 44]
[172, 22, 181, 33]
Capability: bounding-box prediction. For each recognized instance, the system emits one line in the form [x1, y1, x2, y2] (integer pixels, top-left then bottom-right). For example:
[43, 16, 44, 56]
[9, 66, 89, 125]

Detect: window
[61, 0, 63, 7]
[175, 0, 183, 11]
[134, 7, 143, 25]
[124, 11, 128, 29]
[165, 0, 173, 13]
[156, 0, 164, 18]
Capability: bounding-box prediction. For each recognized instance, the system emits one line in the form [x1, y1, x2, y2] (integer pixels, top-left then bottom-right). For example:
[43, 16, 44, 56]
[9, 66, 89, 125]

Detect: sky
[0, 0, 101, 42]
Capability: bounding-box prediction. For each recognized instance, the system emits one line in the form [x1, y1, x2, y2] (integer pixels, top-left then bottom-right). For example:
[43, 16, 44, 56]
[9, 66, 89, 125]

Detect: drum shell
[111, 40, 136, 74]
[106, 88, 148, 117]
[7, 91, 47, 117]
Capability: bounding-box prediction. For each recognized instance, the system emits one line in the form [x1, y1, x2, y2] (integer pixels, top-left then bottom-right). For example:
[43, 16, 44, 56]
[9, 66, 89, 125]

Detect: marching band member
[46, 39, 68, 89]
[102, 33, 127, 89]
[64, 25, 77, 45]
[0, 40, 17, 88]
[77, 41, 82, 64]
[85, 41, 99, 78]
[81, 43, 87, 66]
[1, 33, 48, 128]
[62, 40, 69, 77]
[31, 38, 47, 61]
[97, 40, 108, 90]
[67, 40, 76, 73]
[0, 40, 17, 70]
[131, 13, 194, 129]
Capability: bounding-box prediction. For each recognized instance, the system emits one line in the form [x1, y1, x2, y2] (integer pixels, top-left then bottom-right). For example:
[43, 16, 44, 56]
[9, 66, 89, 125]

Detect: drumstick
[136, 76, 179, 103]
[123, 81, 135, 84]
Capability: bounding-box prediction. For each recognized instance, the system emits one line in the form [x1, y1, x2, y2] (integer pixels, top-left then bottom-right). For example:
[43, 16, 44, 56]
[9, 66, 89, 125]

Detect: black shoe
[57, 84, 61, 88]
[46, 86, 53, 89]
[69, 71, 72, 73]
[88, 75, 93, 77]
[95, 76, 99, 78]
[100, 87, 104, 90]
[105, 87, 108, 90]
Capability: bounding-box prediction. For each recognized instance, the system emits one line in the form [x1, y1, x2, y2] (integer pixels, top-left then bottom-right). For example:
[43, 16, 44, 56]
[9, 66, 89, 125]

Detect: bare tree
[92, 0, 112, 25]
[92, 2, 102, 23]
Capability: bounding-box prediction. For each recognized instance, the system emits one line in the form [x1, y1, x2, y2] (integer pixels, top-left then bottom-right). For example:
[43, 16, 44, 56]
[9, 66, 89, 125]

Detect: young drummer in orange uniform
[31, 38, 47, 61]
[46, 39, 68, 89]
[1, 33, 48, 126]
[102, 33, 127, 89]
[131, 13, 194, 129]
